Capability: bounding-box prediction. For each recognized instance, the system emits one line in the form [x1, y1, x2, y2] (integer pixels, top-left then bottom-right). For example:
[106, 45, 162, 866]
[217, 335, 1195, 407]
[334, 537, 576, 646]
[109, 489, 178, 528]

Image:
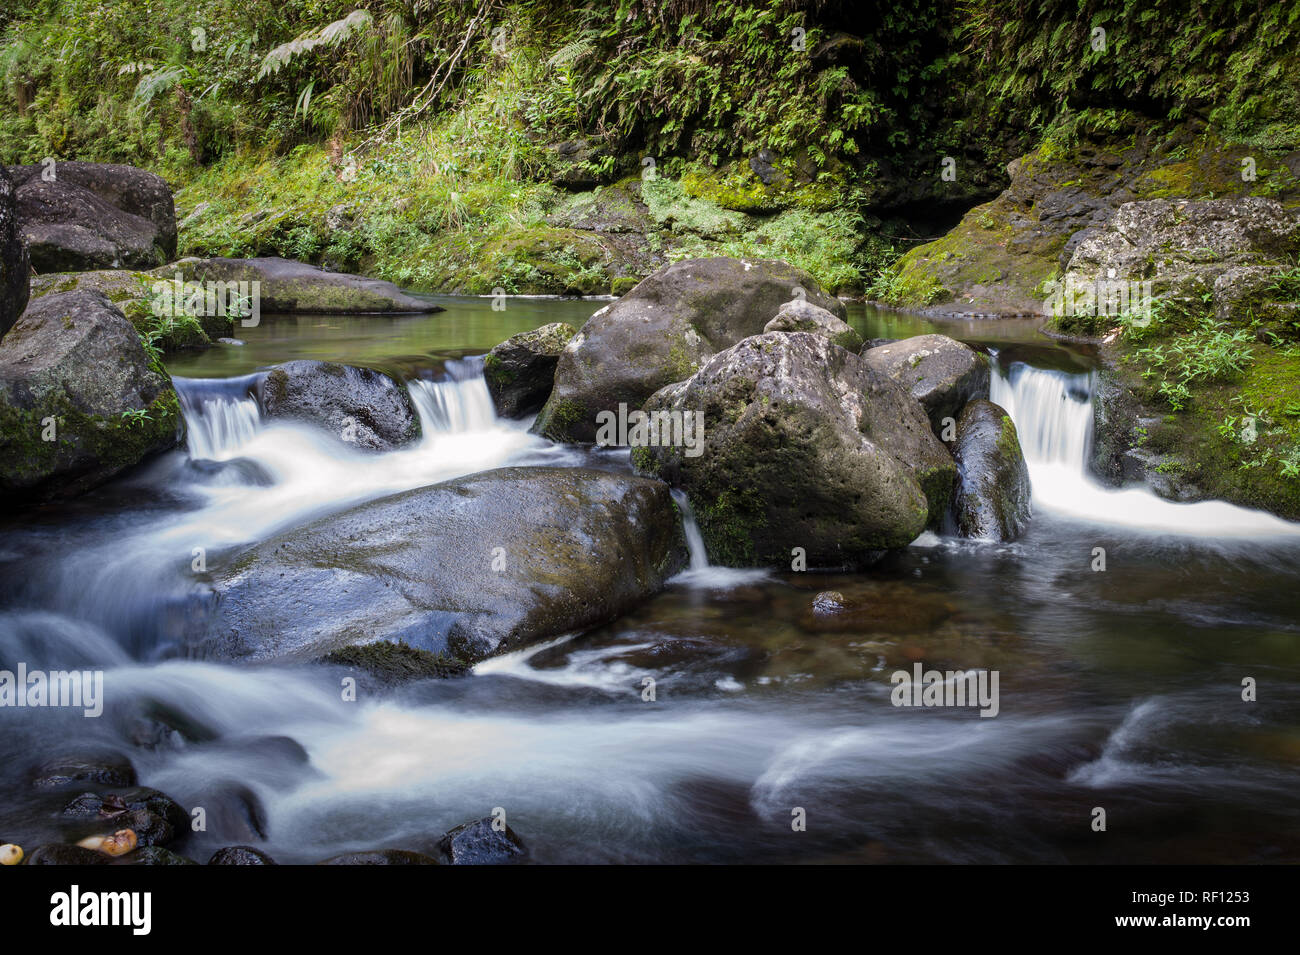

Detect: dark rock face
[861, 335, 991, 435]
[0, 289, 183, 505]
[950, 400, 1032, 541]
[208, 846, 278, 865]
[30, 752, 137, 789]
[534, 257, 844, 442]
[484, 322, 577, 418]
[438, 818, 528, 865]
[763, 298, 863, 351]
[24, 844, 110, 865]
[115, 847, 198, 865]
[0, 164, 29, 338]
[316, 849, 440, 865]
[172, 257, 441, 313]
[9, 161, 178, 257]
[257, 360, 421, 451]
[185, 466, 688, 663]
[636, 332, 955, 568]
[12, 162, 177, 272]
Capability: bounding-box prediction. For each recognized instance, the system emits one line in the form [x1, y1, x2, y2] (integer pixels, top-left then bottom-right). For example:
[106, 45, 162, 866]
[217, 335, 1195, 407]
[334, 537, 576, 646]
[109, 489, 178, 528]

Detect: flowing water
[1, 300, 1298, 864]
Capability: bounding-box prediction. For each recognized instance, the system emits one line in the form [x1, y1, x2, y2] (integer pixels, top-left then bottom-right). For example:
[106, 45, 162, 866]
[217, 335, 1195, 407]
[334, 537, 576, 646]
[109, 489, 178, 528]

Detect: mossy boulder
[484, 322, 577, 418]
[0, 289, 182, 506]
[534, 256, 845, 442]
[1, 164, 28, 339]
[861, 335, 991, 435]
[183, 466, 688, 663]
[171, 257, 441, 314]
[635, 332, 955, 568]
[949, 399, 1032, 541]
[257, 360, 421, 451]
[763, 298, 863, 351]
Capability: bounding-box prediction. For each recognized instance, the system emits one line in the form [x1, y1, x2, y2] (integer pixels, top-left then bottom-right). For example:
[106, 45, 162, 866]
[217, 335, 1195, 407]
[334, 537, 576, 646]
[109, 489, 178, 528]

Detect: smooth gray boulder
[171, 257, 441, 314]
[763, 298, 863, 351]
[184, 467, 688, 663]
[950, 399, 1032, 541]
[635, 332, 955, 568]
[861, 334, 991, 434]
[1, 164, 28, 338]
[257, 360, 421, 451]
[533, 257, 844, 442]
[484, 322, 576, 418]
[0, 289, 182, 504]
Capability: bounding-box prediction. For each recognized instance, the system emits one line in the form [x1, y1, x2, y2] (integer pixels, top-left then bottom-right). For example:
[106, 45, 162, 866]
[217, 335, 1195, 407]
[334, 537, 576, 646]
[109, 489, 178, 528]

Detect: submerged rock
[635, 332, 955, 567]
[208, 846, 277, 865]
[317, 849, 440, 865]
[438, 818, 528, 865]
[116, 846, 198, 866]
[861, 334, 991, 435]
[0, 289, 183, 505]
[10, 161, 176, 272]
[24, 844, 111, 865]
[950, 400, 1032, 541]
[534, 257, 843, 442]
[1, 164, 29, 338]
[186, 466, 688, 663]
[257, 359, 421, 451]
[763, 298, 862, 351]
[31, 751, 137, 789]
[484, 322, 577, 418]
[171, 257, 441, 314]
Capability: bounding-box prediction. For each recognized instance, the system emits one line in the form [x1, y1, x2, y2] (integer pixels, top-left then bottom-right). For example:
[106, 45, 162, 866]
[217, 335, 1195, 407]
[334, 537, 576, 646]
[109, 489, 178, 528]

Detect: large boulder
[484, 323, 576, 418]
[257, 360, 421, 451]
[12, 162, 178, 272]
[171, 257, 441, 314]
[9, 161, 177, 258]
[635, 332, 955, 568]
[763, 298, 863, 351]
[0, 290, 182, 504]
[184, 467, 688, 663]
[949, 400, 1032, 541]
[533, 257, 844, 442]
[1, 165, 29, 338]
[861, 334, 991, 434]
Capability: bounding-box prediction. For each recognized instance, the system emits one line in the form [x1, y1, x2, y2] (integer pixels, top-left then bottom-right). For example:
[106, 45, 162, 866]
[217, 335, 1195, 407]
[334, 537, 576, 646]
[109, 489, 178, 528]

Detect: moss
[611, 276, 639, 296]
[630, 445, 659, 475]
[696, 486, 767, 566]
[534, 396, 588, 439]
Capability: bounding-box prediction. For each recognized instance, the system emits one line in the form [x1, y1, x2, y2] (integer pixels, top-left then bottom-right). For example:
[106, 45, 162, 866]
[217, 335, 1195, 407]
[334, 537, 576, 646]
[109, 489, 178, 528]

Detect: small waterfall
[990, 362, 1300, 536]
[409, 358, 498, 435]
[989, 363, 1094, 469]
[174, 374, 263, 460]
[672, 489, 710, 570]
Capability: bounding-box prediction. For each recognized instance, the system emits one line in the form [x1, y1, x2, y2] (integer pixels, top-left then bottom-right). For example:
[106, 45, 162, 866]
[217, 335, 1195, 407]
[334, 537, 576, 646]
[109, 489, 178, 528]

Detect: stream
[1, 298, 1298, 864]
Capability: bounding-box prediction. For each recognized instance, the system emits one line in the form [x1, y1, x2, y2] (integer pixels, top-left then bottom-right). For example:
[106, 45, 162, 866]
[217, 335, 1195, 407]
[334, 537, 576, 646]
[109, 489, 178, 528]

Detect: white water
[668, 489, 771, 589]
[991, 362, 1300, 537]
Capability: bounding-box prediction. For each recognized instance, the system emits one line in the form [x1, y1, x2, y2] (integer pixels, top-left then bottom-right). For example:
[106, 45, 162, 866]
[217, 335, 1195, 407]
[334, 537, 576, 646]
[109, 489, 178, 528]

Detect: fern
[257, 9, 375, 80]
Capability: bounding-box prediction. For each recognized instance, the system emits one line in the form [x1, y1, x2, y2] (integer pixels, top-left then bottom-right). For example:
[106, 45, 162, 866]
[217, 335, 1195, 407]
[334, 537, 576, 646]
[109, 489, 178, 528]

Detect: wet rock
[636, 332, 955, 567]
[534, 257, 844, 442]
[61, 787, 187, 833]
[115, 846, 198, 866]
[203, 782, 269, 842]
[950, 400, 1032, 541]
[0, 164, 29, 339]
[170, 257, 441, 314]
[24, 844, 111, 865]
[800, 583, 955, 634]
[316, 849, 440, 865]
[10, 162, 176, 271]
[438, 817, 528, 865]
[257, 359, 420, 451]
[31, 752, 137, 789]
[208, 846, 277, 865]
[861, 335, 991, 435]
[0, 289, 183, 506]
[484, 322, 577, 418]
[186, 466, 688, 664]
[321, 642, 471, 686]
[763, 299, 862, 351]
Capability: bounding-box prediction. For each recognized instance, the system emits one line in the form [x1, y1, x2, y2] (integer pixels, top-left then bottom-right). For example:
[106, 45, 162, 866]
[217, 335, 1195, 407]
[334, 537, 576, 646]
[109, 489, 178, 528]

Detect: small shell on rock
[76, 829, 138, 857]
[0, 844, 23, 865]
